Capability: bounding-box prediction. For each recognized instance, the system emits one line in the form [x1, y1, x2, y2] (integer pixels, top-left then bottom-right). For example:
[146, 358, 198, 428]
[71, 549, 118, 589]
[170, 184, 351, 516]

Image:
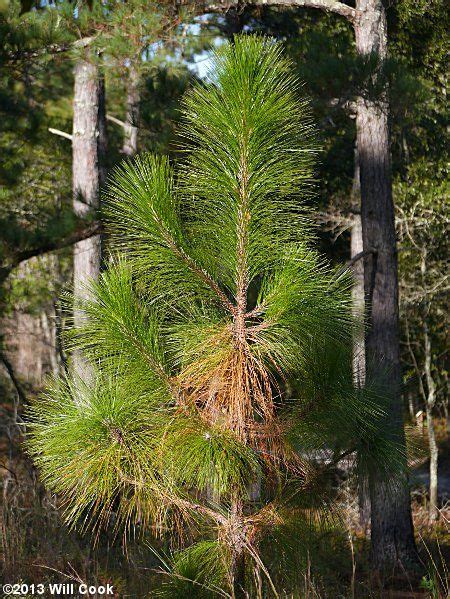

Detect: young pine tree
[28, 37, 401, 597]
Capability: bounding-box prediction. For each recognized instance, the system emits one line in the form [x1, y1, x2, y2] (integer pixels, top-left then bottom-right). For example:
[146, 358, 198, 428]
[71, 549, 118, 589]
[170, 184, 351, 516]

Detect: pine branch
[106, 114, 128, 130]
[106, 154, 237, 315]
[346, 248, 376, 269]
[200, 0, 359, 23]
[10, 222, 101, 271]
[172, 244, 237, 316]
[6, 36, 95, 64]
[6, 42, 72, 63]
[172, 495, 228, 526]
[48, 128, 73, 141]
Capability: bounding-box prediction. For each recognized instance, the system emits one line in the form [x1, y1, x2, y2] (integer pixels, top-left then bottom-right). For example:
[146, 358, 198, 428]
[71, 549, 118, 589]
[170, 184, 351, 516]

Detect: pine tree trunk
[98, 74, 108, 189]
[72, 54, 103, 379]
[354, 0, 419, 571]
[122, 64, 140, 157]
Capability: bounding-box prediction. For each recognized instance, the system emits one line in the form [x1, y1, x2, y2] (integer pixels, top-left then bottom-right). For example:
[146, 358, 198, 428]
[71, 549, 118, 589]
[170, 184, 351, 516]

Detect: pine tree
[27, 37, 404, 596]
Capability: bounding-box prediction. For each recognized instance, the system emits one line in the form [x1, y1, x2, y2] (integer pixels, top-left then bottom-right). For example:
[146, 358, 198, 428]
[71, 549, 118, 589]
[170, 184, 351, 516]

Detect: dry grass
[2, 461, 449, 598]
[1, 375, 449, 598]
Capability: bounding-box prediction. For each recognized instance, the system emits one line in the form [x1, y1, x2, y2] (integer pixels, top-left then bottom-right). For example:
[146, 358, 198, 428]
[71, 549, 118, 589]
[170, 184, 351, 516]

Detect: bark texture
[354, 0, 418, 571]
[72, 56, 103, 379]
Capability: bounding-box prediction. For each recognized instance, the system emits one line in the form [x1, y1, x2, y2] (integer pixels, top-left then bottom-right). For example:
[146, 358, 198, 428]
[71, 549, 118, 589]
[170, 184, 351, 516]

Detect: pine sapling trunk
[230, 495, 246, 599]
[354, 0, 419, 571]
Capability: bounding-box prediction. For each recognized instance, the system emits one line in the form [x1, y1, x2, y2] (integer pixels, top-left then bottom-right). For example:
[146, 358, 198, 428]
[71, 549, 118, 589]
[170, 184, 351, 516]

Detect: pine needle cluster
[27, 37, 405, 596]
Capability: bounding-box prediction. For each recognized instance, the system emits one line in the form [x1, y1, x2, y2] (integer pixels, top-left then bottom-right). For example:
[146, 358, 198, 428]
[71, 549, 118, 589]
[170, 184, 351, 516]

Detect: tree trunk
[232, 550, 246, 599]
[98, 74, 108, 189]
[351, 145, 371, 530]
[122, 64, 140, 157]
[1, 256, 60, 388]
[421, 251, 439, 522]
[426, 400, 439, 522]
[72, 54, 103, 379]
[230, 496, 246, 599]
[354, 0, 419, 571]
[445, 397, 450, 437]
[407, 391, 416, 423]
[351, 145, 365, 387]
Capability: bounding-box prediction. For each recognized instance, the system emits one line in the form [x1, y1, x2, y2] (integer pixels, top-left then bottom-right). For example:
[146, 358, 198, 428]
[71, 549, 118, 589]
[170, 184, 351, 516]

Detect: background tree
[0, 0, 87, 384]
[102, 0, 190, 156]
[393, 0, 449, 524]
[397, 162, 448, 522]
[71, 45, 106, 377]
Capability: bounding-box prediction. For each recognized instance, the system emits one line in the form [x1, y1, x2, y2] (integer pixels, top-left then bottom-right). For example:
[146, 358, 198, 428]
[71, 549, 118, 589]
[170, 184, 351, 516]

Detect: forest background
[0, 0, 448, 597]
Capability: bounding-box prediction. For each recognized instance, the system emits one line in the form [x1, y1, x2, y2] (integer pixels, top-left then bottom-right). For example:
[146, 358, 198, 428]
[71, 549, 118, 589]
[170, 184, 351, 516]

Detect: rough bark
[122, 64, 140, 157]
[72, 55, 103, 379]
[354, 0, 418, 571]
